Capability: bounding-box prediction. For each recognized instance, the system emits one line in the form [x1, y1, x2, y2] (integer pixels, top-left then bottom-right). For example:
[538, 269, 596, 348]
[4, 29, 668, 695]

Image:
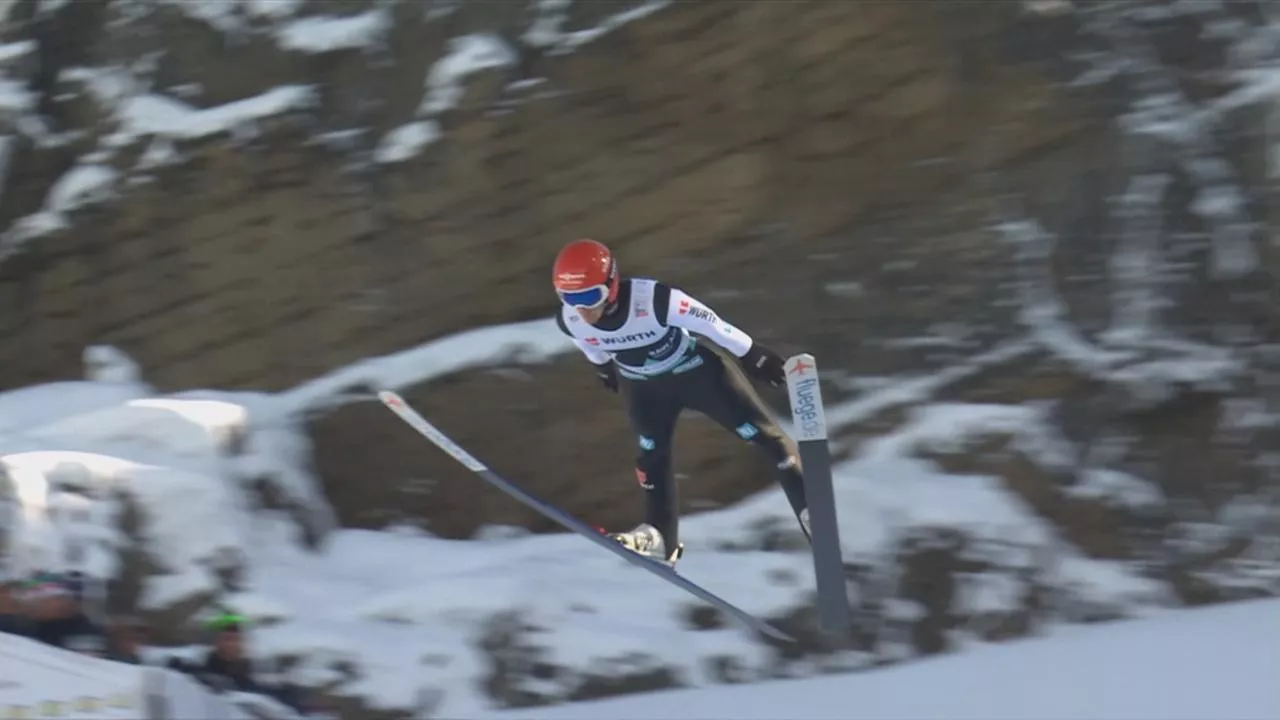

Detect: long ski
[378, 389, 795, 644]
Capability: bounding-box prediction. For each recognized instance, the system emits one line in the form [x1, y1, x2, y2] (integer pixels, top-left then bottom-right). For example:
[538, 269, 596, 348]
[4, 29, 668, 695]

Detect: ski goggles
[558, 284, 610, 308]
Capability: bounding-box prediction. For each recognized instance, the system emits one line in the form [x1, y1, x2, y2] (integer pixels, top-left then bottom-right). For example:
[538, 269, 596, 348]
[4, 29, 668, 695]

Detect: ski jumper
[556, 278, 808, 551]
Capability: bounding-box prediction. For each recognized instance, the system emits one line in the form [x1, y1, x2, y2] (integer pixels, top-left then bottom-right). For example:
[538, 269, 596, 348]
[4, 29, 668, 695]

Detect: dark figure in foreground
[552, 239, 810, 565]
[25, 575, 108, 657]
[167, 613, 307, 713]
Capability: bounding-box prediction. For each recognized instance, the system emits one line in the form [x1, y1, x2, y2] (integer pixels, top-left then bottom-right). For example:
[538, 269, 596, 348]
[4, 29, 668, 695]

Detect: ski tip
[377, 390, 403, 406]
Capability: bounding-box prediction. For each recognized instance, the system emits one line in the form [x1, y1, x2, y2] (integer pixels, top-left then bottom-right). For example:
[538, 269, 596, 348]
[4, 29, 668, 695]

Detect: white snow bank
[373, 120, 440, 164]
[0, 380, 148, 437]
[155, 0, 303, 33]
[277, 9, 391, 53]
[370, 33, 515, 163]
[857, 401, 1069, 463]
[235, 514, 809, 713]
[243, 0, 305, 20]
[225, 324, 1169, 712]
[0, 76, 34, 113]
[2, 449, 242, 596]
[0, 632, 289, 719]
[47, 163, 118, 211]
[277, 317, 576, 413]
[524, 0, 672, 54]
[118, 86, 315, 142]
[418, 34, 517, 116]
[0, 40, 34, 116]
[824, 340, 1035, 437]
[694, 399, 1168, 616]
[20, 397, 248, 466]
[1, 162, 120, 243]
[0, 632, 151, 717]
[0, 39, 35, 64]
[0, 79, 317, 256]
[0, 317, 1253, 714]
[486, 597, 1280, 720]
[1067, 467, 1164, 508]
[0, 381, 328, 606]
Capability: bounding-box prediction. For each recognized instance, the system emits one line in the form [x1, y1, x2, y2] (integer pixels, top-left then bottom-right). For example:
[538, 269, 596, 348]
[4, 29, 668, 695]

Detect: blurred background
[0, 0, 1276, 718]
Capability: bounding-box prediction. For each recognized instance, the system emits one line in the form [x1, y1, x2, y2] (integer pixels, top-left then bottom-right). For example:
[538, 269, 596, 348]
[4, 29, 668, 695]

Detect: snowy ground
[486, 597, 1280, 720]
[0, 319, 1241, 715]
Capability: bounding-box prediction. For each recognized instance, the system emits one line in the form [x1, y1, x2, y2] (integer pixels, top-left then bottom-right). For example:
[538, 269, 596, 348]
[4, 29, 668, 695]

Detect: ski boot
[608, 523, 684, 567]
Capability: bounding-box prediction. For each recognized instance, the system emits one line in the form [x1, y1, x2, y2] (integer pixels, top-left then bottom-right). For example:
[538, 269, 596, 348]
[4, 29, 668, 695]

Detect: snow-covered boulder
[0, 376, 332, 641]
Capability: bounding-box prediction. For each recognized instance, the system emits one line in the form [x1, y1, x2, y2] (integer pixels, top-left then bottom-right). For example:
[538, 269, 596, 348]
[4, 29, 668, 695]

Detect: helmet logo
[556, 271, 587, 289]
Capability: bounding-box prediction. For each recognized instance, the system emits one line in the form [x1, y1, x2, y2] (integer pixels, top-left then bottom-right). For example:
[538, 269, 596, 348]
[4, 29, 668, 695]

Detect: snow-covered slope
[3, 319, 1274, 716]
[0, 633, 278, 720]
[486, 597, 1280, 720]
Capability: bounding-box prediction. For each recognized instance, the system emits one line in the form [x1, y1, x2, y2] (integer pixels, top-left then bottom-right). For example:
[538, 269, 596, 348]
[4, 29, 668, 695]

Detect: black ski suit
[555, 277, 808, 552]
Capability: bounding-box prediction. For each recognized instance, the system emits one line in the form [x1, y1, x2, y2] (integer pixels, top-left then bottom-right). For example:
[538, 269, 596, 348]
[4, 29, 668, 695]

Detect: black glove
[741, 343, 785, 388]
[593, 361, 618, 393]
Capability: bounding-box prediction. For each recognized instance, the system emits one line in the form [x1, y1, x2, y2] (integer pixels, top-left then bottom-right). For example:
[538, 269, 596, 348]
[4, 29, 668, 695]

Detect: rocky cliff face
[0, 0, 1120, 389]
[0, 0, 1277, 672]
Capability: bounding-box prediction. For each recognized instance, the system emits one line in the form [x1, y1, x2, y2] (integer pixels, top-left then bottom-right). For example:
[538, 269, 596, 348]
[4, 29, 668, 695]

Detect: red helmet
[552, 239, 619, 308]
